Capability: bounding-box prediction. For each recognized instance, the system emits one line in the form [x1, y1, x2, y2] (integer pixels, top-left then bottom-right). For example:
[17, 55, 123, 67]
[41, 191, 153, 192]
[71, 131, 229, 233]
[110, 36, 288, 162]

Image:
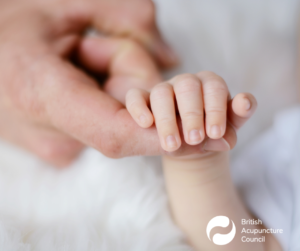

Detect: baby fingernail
[139, 115, 147, 124]
[166, 135, 178, 150]
[210, 125, 221, 138]
[189, 129, 202, 144]
[203, 138, 230, 152]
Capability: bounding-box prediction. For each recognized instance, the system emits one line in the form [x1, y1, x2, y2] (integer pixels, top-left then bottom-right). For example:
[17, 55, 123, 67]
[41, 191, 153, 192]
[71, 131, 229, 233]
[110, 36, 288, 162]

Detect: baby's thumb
[227, 93, 257, 131]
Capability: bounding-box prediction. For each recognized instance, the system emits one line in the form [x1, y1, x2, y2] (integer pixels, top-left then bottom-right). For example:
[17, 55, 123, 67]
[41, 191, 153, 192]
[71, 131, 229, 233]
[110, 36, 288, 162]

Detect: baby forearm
[163, 153, 276, 251]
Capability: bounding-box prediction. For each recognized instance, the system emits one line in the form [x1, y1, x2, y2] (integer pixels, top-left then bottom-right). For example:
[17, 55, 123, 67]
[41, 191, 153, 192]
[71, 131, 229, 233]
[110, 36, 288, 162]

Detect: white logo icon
[206, 216, 236, 245]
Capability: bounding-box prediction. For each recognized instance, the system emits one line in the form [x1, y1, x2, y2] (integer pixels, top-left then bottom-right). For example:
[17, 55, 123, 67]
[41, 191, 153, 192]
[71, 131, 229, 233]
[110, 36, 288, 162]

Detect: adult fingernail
[166, 135, 178, 150]
[188, 129, 202, 144]
[210, 125, 221, 138]
[203, 138, 230, 152]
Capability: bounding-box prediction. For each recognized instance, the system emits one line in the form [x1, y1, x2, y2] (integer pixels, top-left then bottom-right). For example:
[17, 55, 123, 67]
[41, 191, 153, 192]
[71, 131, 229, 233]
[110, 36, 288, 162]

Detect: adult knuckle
[37, 142, 63, 161]
[37, 139, 83, 165]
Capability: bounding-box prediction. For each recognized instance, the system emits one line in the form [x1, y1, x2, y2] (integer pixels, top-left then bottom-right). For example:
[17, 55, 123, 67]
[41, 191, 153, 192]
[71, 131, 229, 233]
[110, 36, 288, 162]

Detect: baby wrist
[163, 152, 230, 188]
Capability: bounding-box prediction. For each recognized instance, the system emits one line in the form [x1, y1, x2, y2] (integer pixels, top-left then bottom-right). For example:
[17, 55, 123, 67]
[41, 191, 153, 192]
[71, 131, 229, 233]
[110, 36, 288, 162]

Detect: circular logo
[206, 216, 236, 245]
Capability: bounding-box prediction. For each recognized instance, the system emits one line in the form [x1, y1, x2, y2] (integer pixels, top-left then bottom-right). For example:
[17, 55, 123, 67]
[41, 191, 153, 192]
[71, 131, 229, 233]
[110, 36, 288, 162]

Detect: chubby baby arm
[126, 71, 282, 251]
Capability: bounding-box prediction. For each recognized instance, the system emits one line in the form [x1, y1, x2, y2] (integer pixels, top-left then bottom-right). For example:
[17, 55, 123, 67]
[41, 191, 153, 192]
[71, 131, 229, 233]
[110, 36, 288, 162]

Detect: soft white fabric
[0, 0, 300, 250]
[232, 106, 300, 251]
[0, 143, 191, 251]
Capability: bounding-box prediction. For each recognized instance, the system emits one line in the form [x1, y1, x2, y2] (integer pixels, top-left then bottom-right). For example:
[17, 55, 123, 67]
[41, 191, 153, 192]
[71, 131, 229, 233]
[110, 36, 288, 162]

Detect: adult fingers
[150, 83, 181, 152]
[18, 124, 84, 167]
[77, 36, 162, 104]
[0, 109, 84, 167]
[34, 55, 160, 159]
[44, 0, 178, 68]
[90, 0, 179, 68]
[196, 71, 229, 140]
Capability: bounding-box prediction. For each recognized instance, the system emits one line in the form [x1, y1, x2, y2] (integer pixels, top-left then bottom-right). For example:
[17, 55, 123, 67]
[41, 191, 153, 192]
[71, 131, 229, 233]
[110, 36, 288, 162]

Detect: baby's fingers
[197, 71, 229, 139]
[228, 93, 257, 130]
[171, 74, 205, 145]
[126, 88, 154, 128]
[150, 83, 181, 152]
[203, 92, 257, 152]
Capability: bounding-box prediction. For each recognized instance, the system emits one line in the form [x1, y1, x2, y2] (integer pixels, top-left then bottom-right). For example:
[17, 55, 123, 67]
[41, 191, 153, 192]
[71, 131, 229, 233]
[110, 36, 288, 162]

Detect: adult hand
[0, 0, 186, 167]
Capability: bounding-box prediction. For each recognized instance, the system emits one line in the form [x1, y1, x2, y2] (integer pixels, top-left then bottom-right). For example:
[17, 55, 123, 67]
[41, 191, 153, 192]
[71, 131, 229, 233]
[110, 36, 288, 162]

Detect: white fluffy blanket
[0, 143, 190, 251]
[1, 0, 299, 250]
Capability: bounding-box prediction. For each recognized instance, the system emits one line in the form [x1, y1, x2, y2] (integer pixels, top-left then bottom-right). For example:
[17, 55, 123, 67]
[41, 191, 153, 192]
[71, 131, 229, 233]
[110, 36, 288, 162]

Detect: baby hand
[126, 71, 257, 154]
